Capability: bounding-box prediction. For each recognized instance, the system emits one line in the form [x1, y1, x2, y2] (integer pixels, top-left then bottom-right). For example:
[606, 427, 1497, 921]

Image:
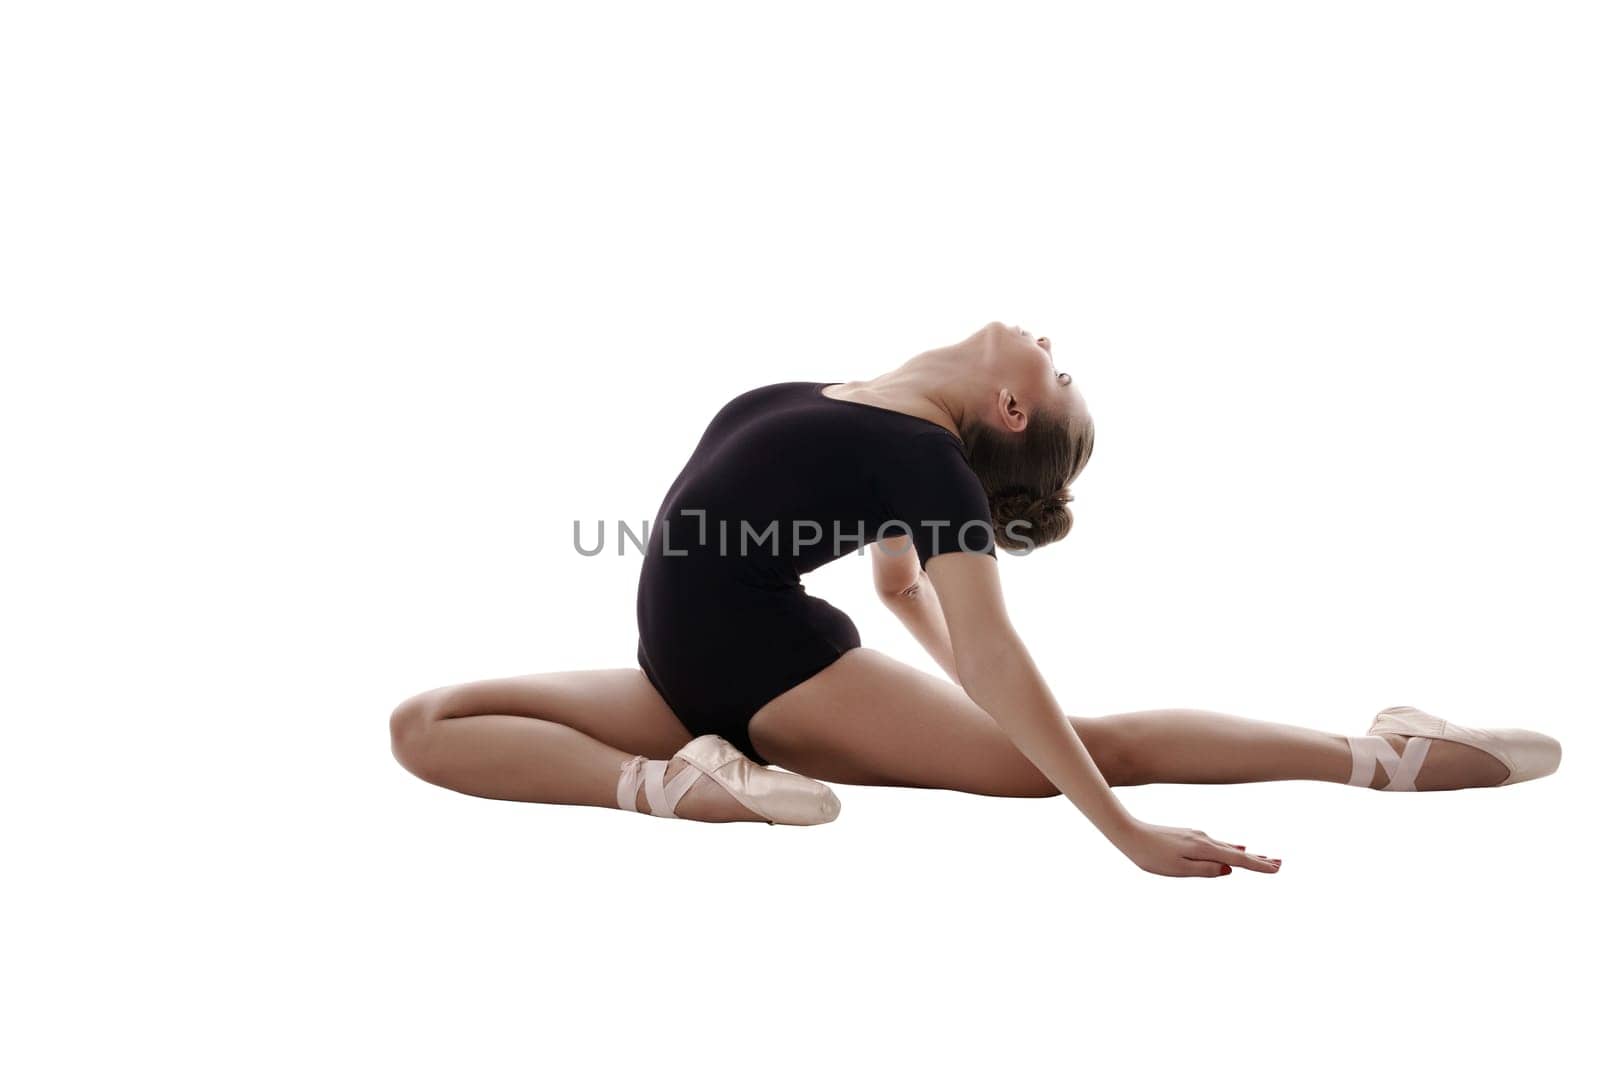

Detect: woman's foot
[626, 756, 770, 822]
[1350, 706, 1561, 791]
[1367, 735, 1510, 790]
[616, 735, 842, 824]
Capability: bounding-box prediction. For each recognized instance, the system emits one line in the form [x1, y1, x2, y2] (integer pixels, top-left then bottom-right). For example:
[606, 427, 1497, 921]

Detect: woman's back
[641, 380, 995, 591]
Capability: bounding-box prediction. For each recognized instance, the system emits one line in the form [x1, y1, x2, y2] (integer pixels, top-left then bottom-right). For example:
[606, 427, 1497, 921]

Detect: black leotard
[635, 381, 997, 764]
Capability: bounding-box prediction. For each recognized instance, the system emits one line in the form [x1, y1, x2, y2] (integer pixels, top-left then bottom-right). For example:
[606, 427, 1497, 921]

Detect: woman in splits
[389, 321, 1561, 877]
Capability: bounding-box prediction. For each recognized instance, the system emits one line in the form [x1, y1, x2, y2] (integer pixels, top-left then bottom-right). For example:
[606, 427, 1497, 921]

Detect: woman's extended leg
[388, 669, 767, 820]
[747, 648, 1510, 793]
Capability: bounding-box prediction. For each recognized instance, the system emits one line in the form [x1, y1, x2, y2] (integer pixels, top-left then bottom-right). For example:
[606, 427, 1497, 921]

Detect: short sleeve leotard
[635, 381, 996, 764]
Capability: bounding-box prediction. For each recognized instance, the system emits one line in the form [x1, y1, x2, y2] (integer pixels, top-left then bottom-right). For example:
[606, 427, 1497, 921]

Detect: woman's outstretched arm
[924, 550, 1279, 878]
[870, 535, 960, 684]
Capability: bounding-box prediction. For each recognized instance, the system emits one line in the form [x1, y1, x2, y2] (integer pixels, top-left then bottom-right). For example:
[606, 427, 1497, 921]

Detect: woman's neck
[831, 334, 992, 436]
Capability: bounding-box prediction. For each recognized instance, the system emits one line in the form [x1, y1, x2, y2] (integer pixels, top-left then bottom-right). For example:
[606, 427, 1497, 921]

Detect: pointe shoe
[1353, 705, 1562, 790]
[616, 735, 842, 826]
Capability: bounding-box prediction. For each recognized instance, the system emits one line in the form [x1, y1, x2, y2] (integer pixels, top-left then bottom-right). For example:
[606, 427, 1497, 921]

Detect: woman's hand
[923, 553, 1283, 877]
[1111, 819, 1282, 878]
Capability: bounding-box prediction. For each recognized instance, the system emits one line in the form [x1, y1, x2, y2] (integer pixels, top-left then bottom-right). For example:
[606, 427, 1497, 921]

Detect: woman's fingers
[1197, 844, 1279, 873]
[1193, 832, 1280, 872]
[1177, 860, 1231, 877]
[1196, 831, 1280, 870]
[1141, 829, 1283, 877]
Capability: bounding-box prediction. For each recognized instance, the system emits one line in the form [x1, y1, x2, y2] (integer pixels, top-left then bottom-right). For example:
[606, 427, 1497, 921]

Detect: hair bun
[989, 486, 1075, 551]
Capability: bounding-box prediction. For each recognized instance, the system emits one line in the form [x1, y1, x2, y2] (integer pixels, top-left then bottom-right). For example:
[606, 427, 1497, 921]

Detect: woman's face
[977, 320, 1088, 428]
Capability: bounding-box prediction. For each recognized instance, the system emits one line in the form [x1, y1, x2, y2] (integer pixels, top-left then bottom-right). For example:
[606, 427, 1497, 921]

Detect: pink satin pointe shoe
[616, 734, 842, 825]
[1347, 705, 1563, 790]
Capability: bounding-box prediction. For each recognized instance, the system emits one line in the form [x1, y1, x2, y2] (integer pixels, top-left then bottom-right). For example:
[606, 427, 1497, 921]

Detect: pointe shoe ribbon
[1347, 733, 1431, 791]
[616, 754, 698, 817]
[1364, 706, 1562, 788]
[617, 735, 842, 825]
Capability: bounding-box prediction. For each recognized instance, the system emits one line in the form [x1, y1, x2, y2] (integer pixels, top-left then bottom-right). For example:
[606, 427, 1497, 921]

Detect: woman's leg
[747, 649, 1509, 793]
[388, 668, 766, 820]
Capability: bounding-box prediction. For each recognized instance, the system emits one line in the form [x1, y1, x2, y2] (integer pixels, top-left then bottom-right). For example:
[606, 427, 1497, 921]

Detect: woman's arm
[924, 551, 1276, 878]
[870, 536, 960, 684]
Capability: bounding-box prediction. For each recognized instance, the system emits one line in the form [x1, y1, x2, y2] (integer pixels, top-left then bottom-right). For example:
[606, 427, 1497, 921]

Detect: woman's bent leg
[747, 649, 1507, 793]
[390, 668, 823, 821]
[388, 669, 695, 808]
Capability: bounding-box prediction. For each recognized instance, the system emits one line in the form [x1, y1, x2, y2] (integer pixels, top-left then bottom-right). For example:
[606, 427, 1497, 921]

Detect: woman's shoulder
[711, 380, 821, 416]
[696, 381, 820, 435]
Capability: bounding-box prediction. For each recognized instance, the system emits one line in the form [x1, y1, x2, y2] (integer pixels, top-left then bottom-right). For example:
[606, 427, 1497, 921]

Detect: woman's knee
[389, 688, 450, 775]
[1069, 714, 1141, 787]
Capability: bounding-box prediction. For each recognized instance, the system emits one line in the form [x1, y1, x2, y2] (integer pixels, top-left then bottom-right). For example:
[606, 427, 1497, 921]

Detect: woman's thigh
[748, 648, 1114, 796]
[416, 668, 694, 759]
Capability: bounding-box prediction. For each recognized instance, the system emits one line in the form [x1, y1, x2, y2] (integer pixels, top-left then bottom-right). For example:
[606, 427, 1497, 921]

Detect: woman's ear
[996, 387, 1028, 433]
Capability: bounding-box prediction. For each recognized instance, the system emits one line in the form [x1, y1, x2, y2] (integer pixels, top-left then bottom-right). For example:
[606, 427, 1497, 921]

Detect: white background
[4, 2, 1596, 1063]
